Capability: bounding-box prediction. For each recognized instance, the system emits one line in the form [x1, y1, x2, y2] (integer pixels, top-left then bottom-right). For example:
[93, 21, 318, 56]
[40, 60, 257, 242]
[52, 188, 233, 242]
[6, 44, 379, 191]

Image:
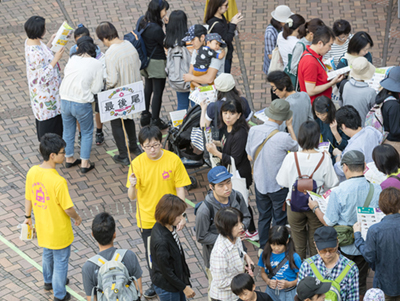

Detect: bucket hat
[380, 66, 400, 93]
[350, 57, 375, 81]
[271, 5, 293, 23]
[264, 99, 292, 121]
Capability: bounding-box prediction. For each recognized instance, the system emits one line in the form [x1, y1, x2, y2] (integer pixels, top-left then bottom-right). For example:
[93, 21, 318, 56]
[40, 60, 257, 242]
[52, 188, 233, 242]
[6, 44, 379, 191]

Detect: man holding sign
[96, 22, 143, 165]
[126, 125, 191, 298]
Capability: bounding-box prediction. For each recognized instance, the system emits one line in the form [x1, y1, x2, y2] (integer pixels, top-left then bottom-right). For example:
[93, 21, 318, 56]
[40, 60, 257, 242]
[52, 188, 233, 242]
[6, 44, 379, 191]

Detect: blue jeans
[42, 245, 71, 299]
[61, 99, 94, 160]
[265, 285, 297, 301]
[255, 186, 288, 249]
[154, 285, 186, 301]
[176, 91, 195, 111]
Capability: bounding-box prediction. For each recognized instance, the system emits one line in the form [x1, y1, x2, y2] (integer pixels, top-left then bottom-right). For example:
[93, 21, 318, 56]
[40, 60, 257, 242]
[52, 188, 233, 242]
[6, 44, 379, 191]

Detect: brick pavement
[0, 0, 398, 299]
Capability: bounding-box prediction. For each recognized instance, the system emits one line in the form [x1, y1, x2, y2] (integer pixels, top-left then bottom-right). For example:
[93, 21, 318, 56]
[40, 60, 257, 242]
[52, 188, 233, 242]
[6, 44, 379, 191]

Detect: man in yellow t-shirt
[126, 125, 191, 298]
[24, 133, 82, 301]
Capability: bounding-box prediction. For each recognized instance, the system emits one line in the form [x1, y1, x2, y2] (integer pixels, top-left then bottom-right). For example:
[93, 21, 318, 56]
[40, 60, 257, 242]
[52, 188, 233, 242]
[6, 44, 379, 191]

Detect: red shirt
[298, 45, 331, 104]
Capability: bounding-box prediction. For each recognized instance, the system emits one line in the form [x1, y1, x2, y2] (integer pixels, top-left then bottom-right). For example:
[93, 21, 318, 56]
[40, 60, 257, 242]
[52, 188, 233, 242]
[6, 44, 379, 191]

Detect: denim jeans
[42, 245, 71, 299]
[255, 186, 288, 249]
[265, 285, 297, 301]
[176, 91, 195, 111]
[61, 99, 93, 160]
[153, 285, 186, 301]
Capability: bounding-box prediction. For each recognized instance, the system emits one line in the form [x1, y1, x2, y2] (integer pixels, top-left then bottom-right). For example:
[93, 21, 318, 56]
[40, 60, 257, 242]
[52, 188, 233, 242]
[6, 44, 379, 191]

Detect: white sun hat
[271, 5, 294, 23]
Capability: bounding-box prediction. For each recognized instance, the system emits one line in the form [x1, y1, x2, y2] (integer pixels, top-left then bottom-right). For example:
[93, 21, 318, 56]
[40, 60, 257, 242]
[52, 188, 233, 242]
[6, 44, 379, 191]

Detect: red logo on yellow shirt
[32, 182, 49, 209]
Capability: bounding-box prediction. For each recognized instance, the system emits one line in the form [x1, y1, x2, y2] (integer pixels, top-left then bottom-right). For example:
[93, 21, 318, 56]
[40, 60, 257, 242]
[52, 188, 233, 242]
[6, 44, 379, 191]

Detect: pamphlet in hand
[169, 109, 187, 127]
[318, 142, 329, 153]
[364, 162, 387, 184]
[307, 187, 337, 214]
[366, 67, 393, 93]
[51, 21, 74, 52]
[254, 109, 268, 123]
[327, 66, 351, 81]
[189, 85, 217, 105]
[357, 207, 385, 240]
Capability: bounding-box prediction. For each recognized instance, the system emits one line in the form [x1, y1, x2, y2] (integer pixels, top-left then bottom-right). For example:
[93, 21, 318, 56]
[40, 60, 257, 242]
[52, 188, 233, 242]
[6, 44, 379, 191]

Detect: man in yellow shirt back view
[126, 125, 191, 298]
[24, 133, 82, 301]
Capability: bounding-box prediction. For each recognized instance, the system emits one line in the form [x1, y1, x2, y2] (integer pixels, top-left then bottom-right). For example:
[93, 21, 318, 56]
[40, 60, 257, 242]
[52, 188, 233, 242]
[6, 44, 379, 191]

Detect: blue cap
[207, 166, 232, 184]
[205, 33, 226, 47]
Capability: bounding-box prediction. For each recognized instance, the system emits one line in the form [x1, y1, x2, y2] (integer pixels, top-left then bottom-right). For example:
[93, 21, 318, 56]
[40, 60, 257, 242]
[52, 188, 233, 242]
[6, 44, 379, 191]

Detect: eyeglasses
[272, 87, 278, 93]
[318, 247, 338, 254]
[337, 34, 349, 42]
[142, 143, 161, 150]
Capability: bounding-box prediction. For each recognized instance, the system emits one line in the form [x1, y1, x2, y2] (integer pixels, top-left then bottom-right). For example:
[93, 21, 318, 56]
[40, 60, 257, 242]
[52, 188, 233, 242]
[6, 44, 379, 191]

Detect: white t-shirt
[59, 55, 104, 103]
[276, 152, 339, 202]
[277, 32, 299, 69]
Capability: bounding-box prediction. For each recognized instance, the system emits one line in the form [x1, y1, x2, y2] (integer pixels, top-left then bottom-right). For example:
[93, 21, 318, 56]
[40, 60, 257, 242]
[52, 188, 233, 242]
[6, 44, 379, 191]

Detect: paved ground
[0, 0, 398, 299]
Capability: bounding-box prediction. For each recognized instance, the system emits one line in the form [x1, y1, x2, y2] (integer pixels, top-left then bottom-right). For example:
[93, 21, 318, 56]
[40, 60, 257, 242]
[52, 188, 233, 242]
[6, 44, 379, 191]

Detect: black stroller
[163, 105, 212, 190]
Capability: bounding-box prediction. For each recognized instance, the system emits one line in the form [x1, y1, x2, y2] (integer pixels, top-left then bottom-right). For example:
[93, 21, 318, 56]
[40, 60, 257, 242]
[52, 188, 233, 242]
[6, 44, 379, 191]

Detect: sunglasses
[318, 247, 338, 254]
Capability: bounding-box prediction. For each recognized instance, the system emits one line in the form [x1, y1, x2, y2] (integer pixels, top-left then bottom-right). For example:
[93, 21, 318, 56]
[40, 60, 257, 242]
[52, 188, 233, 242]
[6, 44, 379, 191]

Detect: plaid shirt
[263, 25, 279, 74]
[209, 235, 245, 301]
[298, 254, 359, 301]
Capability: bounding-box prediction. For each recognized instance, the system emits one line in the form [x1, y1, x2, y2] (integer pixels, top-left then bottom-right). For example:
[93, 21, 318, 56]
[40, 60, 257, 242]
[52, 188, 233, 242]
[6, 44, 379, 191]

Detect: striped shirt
[171, 228, 182, 251]
[263, 25, 279, 74]
[324, 34, 353, 68]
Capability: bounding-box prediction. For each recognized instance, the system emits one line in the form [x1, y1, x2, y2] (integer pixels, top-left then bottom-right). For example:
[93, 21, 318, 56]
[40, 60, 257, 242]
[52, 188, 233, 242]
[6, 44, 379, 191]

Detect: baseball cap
[207, 166, 232, 184]
[296, 277, 331, 301]
[341, 150, 365, 166]
[205, 33, 226, 47]
[314, 226, 338, 250]
[182, 24, 207, 42]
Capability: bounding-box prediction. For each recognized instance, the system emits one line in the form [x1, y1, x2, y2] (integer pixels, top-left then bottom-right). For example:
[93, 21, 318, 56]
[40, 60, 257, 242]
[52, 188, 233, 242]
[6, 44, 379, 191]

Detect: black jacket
[150, 222, 191, 292]
[206, 16, 236, 60]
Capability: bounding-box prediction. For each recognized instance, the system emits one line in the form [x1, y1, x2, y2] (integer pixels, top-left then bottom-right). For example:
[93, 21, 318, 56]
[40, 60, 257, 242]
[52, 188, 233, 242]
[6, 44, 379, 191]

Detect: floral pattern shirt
[25, 39, 61, 121]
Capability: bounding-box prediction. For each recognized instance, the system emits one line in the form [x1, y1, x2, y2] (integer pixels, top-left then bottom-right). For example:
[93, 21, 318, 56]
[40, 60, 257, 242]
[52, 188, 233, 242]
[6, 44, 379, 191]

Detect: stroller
[163, 105, 212, 190]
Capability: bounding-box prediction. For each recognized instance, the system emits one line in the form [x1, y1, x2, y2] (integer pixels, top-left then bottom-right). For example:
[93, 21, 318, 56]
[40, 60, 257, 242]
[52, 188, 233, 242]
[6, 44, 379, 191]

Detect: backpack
[305, 258, 355, 301]
[284, 41, 306, 91]
[89, 249, 139, 301]
[364, 96, 395, 140]
[165, 45, 191, 92]
[124, 16, 156, 70]
[290, 152, 325, 212]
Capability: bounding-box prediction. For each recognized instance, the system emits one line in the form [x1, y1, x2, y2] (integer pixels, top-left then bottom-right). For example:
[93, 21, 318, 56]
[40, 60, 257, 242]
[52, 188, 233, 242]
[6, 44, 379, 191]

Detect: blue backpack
[124, 16, 156, 70]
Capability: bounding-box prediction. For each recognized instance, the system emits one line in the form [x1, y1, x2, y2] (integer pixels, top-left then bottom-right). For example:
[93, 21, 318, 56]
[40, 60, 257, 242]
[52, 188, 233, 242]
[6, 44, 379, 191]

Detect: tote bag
[228, 157, 248, 206]
[268, 47, 284, 74]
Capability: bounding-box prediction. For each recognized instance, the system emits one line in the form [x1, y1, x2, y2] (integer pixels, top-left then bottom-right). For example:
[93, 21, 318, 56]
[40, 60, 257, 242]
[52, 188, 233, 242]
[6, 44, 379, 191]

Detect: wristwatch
[312, 205, 320, 214]
[182, 212, 188, 222]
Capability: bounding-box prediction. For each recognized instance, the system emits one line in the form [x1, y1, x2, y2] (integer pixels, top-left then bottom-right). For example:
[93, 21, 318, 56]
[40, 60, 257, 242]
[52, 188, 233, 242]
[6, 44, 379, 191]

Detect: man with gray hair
[308, 150, 381, 299]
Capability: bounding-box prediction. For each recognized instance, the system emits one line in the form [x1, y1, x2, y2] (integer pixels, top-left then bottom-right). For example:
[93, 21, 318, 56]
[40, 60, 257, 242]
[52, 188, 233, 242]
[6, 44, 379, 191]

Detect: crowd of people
[21, 0, 400, 301]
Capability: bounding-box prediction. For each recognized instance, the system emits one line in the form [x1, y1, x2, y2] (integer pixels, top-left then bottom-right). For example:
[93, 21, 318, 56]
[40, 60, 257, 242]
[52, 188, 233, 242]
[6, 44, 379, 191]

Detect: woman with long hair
[138, 0, 170, 129]
[277, 14, 305, 69]
[204, 0, 244, 73]
[372, 144, 400, 190]
[59, 36, 103, 173]
[277, 121, 339, 260]
[164, 10, 194, 110]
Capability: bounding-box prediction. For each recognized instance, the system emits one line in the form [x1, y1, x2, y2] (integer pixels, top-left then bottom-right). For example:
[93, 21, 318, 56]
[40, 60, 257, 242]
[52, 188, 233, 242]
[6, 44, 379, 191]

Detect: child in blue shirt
[258, 226, 302, 301]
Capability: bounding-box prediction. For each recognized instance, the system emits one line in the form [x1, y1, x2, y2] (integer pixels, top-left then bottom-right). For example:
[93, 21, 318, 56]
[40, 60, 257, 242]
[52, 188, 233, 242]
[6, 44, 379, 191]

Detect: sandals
[65, 159, 81, 168]
[81, 162, 95, 174]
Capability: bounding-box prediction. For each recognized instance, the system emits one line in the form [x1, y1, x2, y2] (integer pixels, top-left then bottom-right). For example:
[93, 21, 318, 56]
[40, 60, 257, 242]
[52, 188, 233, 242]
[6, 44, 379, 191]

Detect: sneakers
[244, 230, 259, 241]
[44, 278, 70, 291]
[143, 285, 157, 299]
[112, 155, 130, 166]
[96, 132, 104, 145]
[54, 292, 71, 301]
[140, 111, 152, 127]
[151, 118, 169, 130]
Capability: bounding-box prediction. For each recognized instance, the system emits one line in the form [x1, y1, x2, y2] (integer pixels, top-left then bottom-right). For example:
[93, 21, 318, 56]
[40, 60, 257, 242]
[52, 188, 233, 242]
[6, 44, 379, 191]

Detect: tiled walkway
[0, 0, 398, 299]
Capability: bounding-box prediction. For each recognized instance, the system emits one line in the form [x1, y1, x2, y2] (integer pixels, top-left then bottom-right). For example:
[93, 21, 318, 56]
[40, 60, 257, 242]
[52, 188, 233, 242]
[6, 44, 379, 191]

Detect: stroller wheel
[185, 176, 198, 191]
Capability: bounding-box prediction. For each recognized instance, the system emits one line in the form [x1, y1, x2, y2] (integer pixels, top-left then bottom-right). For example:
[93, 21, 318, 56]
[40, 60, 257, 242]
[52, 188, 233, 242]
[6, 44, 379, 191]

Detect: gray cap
[264, 99, 293, 121]
[341, 150, 365, 166]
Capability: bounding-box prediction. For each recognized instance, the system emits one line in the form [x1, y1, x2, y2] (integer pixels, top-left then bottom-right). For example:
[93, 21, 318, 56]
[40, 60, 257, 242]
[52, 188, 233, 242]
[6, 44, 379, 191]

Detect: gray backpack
[165, 45, 191, 92]
[89, 249, 139, 301]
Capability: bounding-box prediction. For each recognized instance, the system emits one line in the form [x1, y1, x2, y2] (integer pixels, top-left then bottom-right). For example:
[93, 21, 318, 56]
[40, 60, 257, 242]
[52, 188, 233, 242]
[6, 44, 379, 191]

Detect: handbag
[268, 47, 284, 74]
[290, 152, 325, 212]
[228, 157, 249, 206]
[334, 183, 374, 247]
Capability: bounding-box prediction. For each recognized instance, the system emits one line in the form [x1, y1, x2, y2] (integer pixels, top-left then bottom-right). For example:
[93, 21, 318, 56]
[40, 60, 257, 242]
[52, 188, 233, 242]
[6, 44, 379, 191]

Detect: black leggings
[110, 118, 137, 159]
[144, 77, 166, 119]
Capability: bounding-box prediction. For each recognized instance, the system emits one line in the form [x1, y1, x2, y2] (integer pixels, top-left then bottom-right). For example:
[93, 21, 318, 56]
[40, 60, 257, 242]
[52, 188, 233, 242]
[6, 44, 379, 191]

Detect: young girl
[258, 226, 302, 301]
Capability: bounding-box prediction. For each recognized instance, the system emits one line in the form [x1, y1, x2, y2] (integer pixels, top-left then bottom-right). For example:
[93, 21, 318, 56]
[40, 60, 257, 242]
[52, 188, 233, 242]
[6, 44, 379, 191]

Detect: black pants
[111, 118, 137, 159]
[144, 77, 166, 120]
[247, 205, 256, 233]
[36, 114, 63, 142]
[341, 251, 369, 295]
[140, 228, 153, 271]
